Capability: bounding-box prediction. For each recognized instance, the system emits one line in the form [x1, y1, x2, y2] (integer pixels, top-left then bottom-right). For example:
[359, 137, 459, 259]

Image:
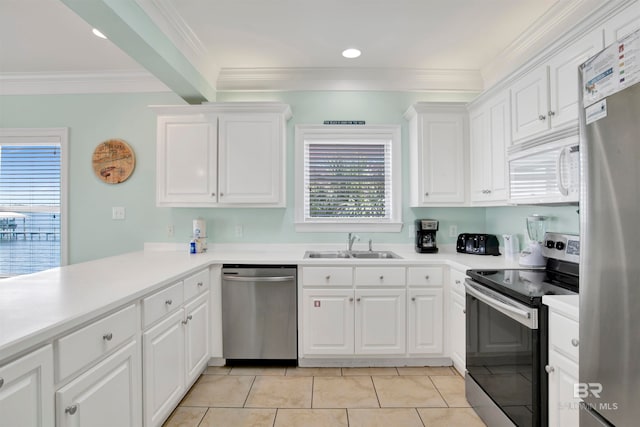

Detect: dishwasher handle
[223, 275, 295, 283]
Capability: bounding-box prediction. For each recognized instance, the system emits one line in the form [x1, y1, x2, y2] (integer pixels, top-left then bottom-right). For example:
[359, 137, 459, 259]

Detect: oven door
[464, 279, 542, 427]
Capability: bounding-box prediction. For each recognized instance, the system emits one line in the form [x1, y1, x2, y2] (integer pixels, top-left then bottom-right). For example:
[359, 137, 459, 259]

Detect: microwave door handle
[556, 147, 569, 196]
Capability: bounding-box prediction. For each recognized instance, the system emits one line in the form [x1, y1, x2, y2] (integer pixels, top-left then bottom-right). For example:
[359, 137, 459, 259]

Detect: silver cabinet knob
[545, 365, 555, 374]
[197, 281, 203, 287]
[548, 110, 556, 116]
[349, 297, 354, 302]
[220, 192, 224, 197]
[455, 280, 461, 284]
[65, 405, 78, 415]
[182, 315, 193, 325]
[539, 115, 546, 121]
[379, 275, 384, 280]
[325, 275, 331, 280]
[425, 275, 430, 280]
[424, 192, 429, 196]
[102, 332, 113, 341]
[0, 378, 4, 388]
[463, 309, 466, 314]
[165, 299, 172, 305]
[356, 297, 361, 302]
[411, 297, 416, 302]
[211, 192, 216, 196]
[571, 338, 579, 347]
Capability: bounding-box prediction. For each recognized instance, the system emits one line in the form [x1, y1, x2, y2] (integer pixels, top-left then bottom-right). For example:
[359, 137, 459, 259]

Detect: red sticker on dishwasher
[314, 301, 321, 307]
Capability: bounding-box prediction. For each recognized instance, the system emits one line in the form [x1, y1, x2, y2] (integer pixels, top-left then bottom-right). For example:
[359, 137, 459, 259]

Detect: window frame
[294, 124, 402, 232]
[0, 127, 69, 268]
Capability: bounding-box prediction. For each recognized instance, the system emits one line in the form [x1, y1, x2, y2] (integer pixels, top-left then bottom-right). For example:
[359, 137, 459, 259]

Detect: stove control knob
[546, 240, 555, 249]
[555, 241, 565, 250]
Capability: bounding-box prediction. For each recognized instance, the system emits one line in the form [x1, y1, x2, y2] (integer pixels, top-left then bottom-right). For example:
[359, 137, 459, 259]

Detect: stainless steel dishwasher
[222, 265, 297, 361]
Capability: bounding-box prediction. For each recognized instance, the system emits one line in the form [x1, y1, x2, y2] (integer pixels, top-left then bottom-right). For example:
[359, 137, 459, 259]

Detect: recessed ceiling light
[92, 28, 107, 39]
[342, 48, 361, 59]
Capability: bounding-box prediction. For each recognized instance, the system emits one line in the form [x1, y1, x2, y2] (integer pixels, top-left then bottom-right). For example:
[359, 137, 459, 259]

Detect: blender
[519, 215, 548, 267]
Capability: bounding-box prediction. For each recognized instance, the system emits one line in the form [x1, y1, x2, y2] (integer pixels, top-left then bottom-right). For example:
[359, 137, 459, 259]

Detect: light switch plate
[112, 207, 126, 220]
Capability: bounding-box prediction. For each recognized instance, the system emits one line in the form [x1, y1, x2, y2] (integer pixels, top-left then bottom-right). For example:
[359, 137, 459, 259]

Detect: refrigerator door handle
[556, 146, 570, 197]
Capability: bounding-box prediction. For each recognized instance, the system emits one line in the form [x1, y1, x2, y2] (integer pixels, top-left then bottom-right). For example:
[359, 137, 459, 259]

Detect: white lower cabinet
[0, 345, 54, 427]
[142, 291, 210, 427]
[302, 289, 354, 355]
[407, 288, 443, 354]
[355, 289, 406, 355]
[56, 340, 140, 427]
[449, 269, 467, 375]
[547, 306, 580, 427]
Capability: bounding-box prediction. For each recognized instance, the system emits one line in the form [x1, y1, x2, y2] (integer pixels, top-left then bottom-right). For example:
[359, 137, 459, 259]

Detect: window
[0, 128, 68, 277]
[295, 125, 401, 232]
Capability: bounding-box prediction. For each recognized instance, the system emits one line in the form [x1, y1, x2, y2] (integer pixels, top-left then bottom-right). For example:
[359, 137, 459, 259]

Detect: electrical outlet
[167, 225, 174, 238]
[235, 225, 243, 238]
[407, 223, 415, 238]
[449, 225, 458, 237]
[112, 207, 125, 220]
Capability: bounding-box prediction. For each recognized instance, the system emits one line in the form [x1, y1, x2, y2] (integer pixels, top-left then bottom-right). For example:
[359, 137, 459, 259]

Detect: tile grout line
[195, 407, 209, 427]
[272, 408, 278, 427]
[370, 375, 382, 408]
[310, 375, 315, 409]
[427, 375, 450, 408]
[414, 407, 427, 427]
[242, 375, 258, 408]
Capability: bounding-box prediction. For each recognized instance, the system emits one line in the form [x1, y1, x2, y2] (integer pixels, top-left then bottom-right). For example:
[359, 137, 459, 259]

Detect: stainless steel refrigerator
[578, 29, 640, 427]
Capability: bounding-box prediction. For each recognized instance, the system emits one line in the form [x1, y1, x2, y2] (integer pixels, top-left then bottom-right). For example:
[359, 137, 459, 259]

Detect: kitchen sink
[304, 250, 401, 259]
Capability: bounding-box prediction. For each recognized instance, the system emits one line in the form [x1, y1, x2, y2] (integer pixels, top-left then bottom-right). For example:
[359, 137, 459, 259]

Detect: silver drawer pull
[165, 299, 173, 305]
[379, 275, 384, 280]
[0, 378, 4, 388]
[103, 332, 113, 341]
[425, 275, 430, 280]
[182, 315, 193, 325]
[545, 365, 555, 374]
[571, 338, 579, 347]
[65, 405, 78, 415]
[325, 275, 331, 280]
[539, 114, 546, 121]
[197, 281, 204, 287]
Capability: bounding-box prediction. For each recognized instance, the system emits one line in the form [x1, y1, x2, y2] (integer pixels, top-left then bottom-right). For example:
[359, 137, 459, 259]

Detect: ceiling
[0, 0, 605, 100]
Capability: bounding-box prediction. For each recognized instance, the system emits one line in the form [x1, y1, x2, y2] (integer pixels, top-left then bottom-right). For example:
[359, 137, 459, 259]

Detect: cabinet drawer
[302, 267, 353, 287]
[407, 267, 444, 287]
[355, 267, 405, 287]
[549, 310, 579, 363]
[449, 269, 467, 295]
[56, 304, 137, 381]
[184, 269, 210, 301]
[142, 281, 184, 327]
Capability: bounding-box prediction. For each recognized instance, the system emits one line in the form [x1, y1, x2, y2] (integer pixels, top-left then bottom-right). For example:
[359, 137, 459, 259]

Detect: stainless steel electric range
[464, 232, 580, 427]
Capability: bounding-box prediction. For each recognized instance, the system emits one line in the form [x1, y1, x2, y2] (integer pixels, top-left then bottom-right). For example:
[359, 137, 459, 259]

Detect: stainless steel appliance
[415, 219, 439, 253]
[222, 265, 297, 361]
[456, 233, 501, 256]
[578, 29, 640, 427]
[466, 232, 579, 427]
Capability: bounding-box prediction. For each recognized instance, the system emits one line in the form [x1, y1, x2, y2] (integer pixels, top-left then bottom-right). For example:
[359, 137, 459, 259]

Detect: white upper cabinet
[153, 103, 291, 208]
[603, 4, 640, 45]
[510, 29, 604, 143]
[469, 91, 510, 204]
[405, 103, 468, 206]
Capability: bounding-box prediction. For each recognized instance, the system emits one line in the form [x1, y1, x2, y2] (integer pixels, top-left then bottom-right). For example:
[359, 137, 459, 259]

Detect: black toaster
[456, 233, 501, 256]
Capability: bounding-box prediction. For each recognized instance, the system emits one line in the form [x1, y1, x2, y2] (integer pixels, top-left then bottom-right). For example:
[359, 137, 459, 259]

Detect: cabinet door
[143, 310, 185, 427]
[486, 95, 509, 201]
[548, 352, 579, 427]
[56, 340, 140, 427]
[548, 30, 604, 129]
[355, 289, 406, 355]
[302, 289, 354, 355]
[0, 345, 54, 427]
[156, 114, 218, 206]
[417, 113, 466, 204]
[603, 4, 640, 45]
[511, 66, 550, 141]
[469, 107, 489, 202]
[184, 293, 210, 386]
[449, 291, 466, 375]
[218, 113, 283, 205]
[407, 288, 443, 354]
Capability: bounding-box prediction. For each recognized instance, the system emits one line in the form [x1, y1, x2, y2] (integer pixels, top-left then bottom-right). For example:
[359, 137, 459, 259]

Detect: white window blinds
[304, 141, 392, 219]
[0, 143, 61, 276]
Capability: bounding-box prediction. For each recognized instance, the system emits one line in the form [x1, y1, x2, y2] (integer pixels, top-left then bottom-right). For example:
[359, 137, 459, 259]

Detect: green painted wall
[0, 90, 579, 263]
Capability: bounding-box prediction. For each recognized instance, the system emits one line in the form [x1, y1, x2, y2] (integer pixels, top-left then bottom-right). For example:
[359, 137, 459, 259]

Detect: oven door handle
[464, 279, 538, 329]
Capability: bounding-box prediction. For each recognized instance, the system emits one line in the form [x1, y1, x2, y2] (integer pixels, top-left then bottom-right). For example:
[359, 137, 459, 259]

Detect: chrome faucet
[347, 233, 359, 252]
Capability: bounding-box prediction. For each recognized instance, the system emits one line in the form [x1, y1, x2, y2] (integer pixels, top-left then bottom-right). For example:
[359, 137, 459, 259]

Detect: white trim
[217, 68, 483, 92]
[0, 127, 69, 266]
[0, 71, 170, 95]
[294, 125, 402, 233]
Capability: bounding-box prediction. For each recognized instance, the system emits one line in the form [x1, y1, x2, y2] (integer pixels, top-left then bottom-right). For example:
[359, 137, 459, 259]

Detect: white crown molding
[216, 68, 484, 92]
[481, 0, 613, 88]
[134, 0, 220, 88]
[0, 71, 170, 95]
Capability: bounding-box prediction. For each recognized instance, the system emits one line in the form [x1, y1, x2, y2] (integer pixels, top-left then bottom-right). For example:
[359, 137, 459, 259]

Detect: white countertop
[543, 294, 579, 320]
[0, 243, 522, 363]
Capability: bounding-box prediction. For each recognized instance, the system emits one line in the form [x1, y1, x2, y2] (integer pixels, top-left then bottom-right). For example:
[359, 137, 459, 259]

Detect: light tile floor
[163, 366, 486, 427]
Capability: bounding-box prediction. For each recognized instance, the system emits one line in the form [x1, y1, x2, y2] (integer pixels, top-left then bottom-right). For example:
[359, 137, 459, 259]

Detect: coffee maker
[415, 219, 439, 253]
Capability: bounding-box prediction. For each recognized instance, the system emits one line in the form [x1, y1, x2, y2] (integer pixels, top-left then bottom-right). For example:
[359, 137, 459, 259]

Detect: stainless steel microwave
[508, 137, 580, 205]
